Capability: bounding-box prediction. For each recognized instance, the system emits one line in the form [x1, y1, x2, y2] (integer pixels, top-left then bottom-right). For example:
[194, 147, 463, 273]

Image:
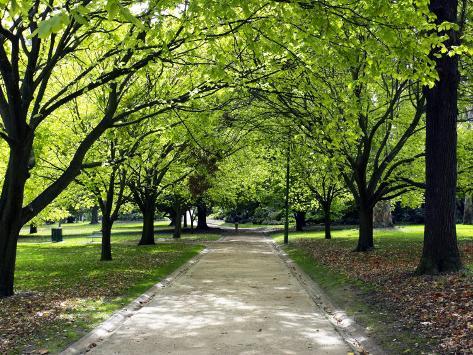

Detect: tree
[417, 0, 463, 274]
[252, 59, 427, 251]
[90, 206, 99, 225]
[0, 0, 184, 297]
[188, 152, 218, 230]
[78, 134, 133, 261]
[0, 0, 258, 295]
[180, 93, 263, 229]
[208, 146, 275, 222]
[289, 179, 312, 232]
[127, 123, 189, 245]
[0, 2, 156, 296]
[159, 184, 192, 239]
[292, 141, 345, 239]
[240, 0, 443, 252]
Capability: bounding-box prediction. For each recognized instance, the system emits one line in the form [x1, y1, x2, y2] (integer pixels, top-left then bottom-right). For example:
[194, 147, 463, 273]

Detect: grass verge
[275, 224, 473, 354]
[1, 222, 206, 354]
[283, 246, 430, 354]
[19, 221, 221, 243]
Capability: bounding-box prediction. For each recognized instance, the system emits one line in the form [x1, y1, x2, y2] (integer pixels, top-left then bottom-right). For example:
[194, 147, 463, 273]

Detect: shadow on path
[66, 234, 352, 355]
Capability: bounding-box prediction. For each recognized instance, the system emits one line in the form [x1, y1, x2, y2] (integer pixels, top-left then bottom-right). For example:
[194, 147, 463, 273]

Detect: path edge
[270, 239, 386, 355]
[60, 246, 209, 355]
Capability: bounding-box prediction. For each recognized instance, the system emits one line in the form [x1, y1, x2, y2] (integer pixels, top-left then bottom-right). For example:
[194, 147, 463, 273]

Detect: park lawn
[19, 220, 222, 243]
[218, 221, 285, 229]
[1, 222, 207, 354]
[20, 220, 168, 237]
[273, 225, 473, 354]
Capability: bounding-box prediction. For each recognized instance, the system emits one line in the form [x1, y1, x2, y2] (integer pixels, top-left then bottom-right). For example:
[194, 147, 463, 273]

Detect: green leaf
[10, 0, 19, 16]
[34, 12, 70, 39]
[106, 0, 120, 20]
[119, 6, 145, 29]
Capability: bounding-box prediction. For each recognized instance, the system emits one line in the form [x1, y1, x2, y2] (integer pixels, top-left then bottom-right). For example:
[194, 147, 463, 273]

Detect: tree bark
[373, 201, 393, 228]
[356, 203, 374, 251]
[97, 166, 126, 262]
[183, 211, 188, 228]
[139, 199, 156, 245]
[418, 0, 462, 274]
[101, 217, 112, 261]
[190, 210, 195, 231]
[463, 195, 473, 225]
[197, 202, 209, 229]
[173, 207, 182, 239]
[0, 226, 21, 297]
[168, 210, 176, 226]
[0, 146, 31, 297]
[294, 211, 306, 231]
[90, 205, 99, 224]
[322, 205, 332, 240]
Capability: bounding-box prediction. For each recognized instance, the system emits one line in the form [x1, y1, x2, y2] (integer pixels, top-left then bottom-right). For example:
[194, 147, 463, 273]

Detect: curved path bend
[70, 234, 353, 354]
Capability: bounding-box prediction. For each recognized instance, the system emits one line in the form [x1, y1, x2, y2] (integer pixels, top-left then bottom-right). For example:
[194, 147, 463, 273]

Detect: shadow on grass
[284, 246, 431, 354]
[3, 238, 204, 354]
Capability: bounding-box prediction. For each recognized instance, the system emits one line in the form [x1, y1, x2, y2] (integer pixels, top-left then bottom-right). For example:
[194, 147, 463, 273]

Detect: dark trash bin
[51, 228, 63, 242]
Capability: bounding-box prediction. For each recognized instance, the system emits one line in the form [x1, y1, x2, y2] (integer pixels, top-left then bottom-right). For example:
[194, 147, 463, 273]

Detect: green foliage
[208, 146, 275, 209]
[0, 0, 453, 230]
[458, 124, 473, 195]
[1, 0, 472, 300]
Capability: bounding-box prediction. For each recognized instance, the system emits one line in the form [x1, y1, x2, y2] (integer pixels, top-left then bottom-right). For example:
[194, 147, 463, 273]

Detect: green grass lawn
[19, 220, 222, 243]
[218, 221, 285, 229]
[0, 221, 211, 354]
[272, 224, 473, 270]
[273, 224, 473, 263]
[273, 223, 473, 240]
[273, 224, 473, 353]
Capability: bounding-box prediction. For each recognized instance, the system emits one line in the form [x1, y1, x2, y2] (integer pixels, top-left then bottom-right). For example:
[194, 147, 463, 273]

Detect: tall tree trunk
[322, 205, 332, 240]
[463, 195, 473, 225]
[197, 202, 208, 229]
[173, 207, 182, 239]
[418, 0, 462, 274]
[0, 221, 21, 298]
[0, 147, 30, 297]
[373, 201, 393, 228]
[101, 216, 113, 261]
[294, 211, 306, 231]
[356, 203, 374, 251]
[183, 211, 188, 228]
[139, 199, 156, 245]
[90, 205, 99, 224]
[168, 209, 176, 226]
